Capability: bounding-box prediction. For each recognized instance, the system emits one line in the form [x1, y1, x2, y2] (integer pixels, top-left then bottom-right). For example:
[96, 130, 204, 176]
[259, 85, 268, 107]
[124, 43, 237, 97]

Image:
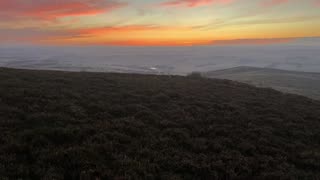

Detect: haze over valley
[1, 39, 320, 75]
[205, 66, 320, 100]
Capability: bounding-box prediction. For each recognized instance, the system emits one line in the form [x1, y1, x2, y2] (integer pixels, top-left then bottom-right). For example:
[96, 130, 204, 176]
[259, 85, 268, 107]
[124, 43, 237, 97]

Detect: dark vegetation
[0, 67, 320, 179]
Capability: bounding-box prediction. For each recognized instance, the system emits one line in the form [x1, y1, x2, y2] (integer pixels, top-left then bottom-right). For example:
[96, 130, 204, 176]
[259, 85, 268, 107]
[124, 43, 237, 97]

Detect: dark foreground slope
[0, 68, 320, 179]
[205, 66, 320, 100]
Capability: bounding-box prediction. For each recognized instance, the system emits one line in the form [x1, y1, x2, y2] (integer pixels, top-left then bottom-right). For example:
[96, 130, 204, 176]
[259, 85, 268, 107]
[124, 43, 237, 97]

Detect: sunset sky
[0, 0, 320, 46]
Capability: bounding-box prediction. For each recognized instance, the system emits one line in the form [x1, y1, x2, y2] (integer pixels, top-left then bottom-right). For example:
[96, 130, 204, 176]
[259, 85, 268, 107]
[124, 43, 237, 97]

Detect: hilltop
[0, 68, 320, 179]
[205, 66, 320, 100]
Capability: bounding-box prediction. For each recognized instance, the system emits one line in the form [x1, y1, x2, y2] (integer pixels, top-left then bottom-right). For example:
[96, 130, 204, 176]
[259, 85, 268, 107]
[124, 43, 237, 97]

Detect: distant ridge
[205, 66, 320, 100]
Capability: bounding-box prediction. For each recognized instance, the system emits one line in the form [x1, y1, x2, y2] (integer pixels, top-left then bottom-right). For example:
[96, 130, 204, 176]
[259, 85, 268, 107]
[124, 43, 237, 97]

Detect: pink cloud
[160, 0, 234, 8]
[315, 0, 320, 6]
[0, 0, 126, 20]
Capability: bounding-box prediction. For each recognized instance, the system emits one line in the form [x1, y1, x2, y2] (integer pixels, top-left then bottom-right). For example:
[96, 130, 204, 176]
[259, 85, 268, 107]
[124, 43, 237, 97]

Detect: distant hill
[1, 68, 320, 179]
[204, 66, 320, 100]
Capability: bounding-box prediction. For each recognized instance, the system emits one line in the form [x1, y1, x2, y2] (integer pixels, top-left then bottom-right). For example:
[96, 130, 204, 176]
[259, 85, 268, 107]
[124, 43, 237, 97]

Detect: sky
[0, 0, 320, 46]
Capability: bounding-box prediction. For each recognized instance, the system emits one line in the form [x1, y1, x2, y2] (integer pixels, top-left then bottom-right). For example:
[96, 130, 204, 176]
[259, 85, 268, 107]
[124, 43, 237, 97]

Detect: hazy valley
[205, 66, 320, 100]
[1, 43, 320, 75]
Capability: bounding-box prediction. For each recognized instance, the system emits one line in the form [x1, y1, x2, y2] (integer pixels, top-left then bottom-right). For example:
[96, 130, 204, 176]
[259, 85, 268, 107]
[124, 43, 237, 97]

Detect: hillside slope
[205, 66, 320, 100]
[0, 68, 320, 179]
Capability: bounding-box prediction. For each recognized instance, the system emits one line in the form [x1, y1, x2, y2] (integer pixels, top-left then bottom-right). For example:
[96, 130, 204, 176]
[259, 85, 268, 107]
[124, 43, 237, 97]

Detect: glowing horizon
[0, 0, 320, 46]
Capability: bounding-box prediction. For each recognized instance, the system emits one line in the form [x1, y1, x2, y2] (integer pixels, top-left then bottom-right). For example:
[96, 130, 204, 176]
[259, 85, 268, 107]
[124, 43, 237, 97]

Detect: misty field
[1, 44, 320, 74]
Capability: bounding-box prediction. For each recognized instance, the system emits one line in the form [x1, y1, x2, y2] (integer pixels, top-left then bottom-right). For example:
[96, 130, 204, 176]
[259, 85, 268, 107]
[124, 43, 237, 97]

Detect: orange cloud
[0, 0, 126, 20]
[31, 25, 302, 46]
[160, 0, 234, 8]
[43, 39, 213, 46]
[97, 39, 213, 46]
[0, 24, 307, 46]
[31, 25, 215, 46]
[77, 25, 164, 34]
[37, 37, 297, 46]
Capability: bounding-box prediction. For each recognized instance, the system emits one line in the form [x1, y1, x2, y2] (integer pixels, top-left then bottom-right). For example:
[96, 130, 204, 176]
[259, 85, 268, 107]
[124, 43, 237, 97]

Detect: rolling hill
[204, 66, 320, 100]
[0, 68, 320, 179]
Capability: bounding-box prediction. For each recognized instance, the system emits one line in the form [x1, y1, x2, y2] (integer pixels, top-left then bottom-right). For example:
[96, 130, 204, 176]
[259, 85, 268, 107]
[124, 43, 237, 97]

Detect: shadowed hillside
[205, 66, 320, 100]
[0, 68, 320, 179]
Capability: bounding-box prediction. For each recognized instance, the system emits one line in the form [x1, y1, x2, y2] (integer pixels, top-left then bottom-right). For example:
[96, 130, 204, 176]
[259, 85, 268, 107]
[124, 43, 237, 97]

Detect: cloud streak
[160, 0, 234, 8]
[28, 25, 214, 46]
[0, 0, 126, 20]
[12, 25, 302, 46]
[0, 24, 315, 46]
